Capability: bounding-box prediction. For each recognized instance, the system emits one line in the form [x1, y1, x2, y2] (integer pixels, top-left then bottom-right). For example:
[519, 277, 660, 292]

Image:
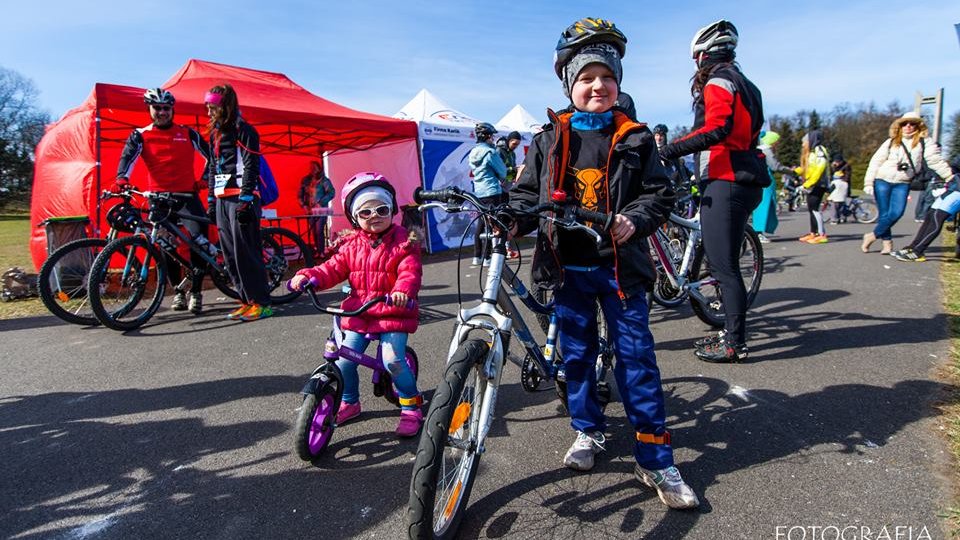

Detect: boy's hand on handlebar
[610, 214, 637, 245]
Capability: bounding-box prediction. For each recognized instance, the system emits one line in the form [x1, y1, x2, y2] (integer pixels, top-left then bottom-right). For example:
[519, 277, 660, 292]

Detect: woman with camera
[861, 112, 953, 254]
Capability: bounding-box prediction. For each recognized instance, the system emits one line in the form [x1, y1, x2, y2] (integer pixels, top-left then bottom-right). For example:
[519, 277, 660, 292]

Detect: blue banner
[421, 139, 478, 253]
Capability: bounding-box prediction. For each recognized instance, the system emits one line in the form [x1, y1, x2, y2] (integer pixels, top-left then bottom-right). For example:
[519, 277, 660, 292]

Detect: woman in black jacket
[205, 83, 272, 321]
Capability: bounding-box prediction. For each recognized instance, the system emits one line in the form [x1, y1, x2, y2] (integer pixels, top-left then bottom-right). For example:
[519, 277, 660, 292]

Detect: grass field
[938, 229, 960, 536]
[0, 216, 48, 319]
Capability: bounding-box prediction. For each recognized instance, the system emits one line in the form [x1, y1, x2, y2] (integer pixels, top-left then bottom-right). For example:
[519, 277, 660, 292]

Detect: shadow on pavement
[460, 375, 954, 539]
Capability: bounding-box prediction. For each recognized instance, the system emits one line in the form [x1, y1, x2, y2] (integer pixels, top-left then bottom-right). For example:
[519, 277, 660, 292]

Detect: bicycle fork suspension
[474, 335, 505, 455]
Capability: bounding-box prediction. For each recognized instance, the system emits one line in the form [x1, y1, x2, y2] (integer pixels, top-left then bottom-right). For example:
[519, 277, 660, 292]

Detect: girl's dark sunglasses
[354, 204, 391, 220]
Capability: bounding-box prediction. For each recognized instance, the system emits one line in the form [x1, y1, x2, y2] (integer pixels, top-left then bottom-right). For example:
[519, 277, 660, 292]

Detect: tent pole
[94, 114, 102, 237]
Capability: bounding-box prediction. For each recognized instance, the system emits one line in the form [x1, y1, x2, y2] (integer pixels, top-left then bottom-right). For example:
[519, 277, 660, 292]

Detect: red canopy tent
[29, 59, 421, 269]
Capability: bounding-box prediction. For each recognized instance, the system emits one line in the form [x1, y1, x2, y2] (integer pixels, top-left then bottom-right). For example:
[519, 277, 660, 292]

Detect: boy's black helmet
[553, 17, 627, 79]
[653, 124, 669, 135]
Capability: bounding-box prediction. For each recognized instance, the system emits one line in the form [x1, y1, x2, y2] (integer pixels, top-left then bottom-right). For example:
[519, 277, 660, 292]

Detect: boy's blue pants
[555, 266, 674, 470]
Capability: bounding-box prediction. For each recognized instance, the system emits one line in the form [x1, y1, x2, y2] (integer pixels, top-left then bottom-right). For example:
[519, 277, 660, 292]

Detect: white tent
[395, 89, 481, 253]
[495, 104, 543, 168]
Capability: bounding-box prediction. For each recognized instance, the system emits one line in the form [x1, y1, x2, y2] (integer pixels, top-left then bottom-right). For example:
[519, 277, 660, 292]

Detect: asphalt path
[1, 203, 954, 539]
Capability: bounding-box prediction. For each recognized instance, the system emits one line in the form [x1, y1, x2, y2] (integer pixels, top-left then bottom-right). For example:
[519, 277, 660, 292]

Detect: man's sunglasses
[354, 205, 391, 220]
[151, 105, 172, 112]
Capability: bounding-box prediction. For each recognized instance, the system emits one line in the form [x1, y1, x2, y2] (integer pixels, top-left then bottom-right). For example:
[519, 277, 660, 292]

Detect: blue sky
[4, 1, 959, 135]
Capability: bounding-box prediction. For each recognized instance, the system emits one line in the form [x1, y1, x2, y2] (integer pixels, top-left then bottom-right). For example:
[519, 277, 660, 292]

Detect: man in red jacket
[116, 88, 211, 313]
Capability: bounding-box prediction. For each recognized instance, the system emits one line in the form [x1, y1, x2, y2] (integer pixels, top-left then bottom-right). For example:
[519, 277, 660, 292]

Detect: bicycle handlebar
[414, 186, 613, 236]
[299, 283, 416, 315]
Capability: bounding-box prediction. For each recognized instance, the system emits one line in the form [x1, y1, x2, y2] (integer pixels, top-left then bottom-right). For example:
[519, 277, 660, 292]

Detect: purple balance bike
[293, 285, 419, 461]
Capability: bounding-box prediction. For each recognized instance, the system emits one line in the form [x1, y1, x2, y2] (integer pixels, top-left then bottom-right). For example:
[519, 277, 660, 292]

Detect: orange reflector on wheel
[56, 291, 69, 302]
[443, 481, 463, 519]
[449, 402, 471, 434]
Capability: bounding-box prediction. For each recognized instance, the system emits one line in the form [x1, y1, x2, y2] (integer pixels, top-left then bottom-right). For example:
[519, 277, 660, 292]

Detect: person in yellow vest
[795, 130, 831, 244]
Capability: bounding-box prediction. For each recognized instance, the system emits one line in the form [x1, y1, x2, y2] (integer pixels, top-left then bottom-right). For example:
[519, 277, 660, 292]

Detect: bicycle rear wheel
[38, 238, 108, 326]
[261, 226, 315, 304]
[88, 236, 167, 331]
[689, 227, 764, 328]
[650, 223, 690, 308]
[408, 339, 489, 540]
[854, 200, 878, 224]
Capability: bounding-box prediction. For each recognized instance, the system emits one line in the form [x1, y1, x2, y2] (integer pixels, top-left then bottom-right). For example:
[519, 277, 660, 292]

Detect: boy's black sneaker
[695, 337, 748, 363]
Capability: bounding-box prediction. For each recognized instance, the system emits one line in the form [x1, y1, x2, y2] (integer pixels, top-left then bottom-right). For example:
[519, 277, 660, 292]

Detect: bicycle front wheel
[38, 238, 108, 326]
[88, 236, 167, 331]
[689, 227, 764, 328]
[261, 226, 315, 304]
[408, 339, 489, 540]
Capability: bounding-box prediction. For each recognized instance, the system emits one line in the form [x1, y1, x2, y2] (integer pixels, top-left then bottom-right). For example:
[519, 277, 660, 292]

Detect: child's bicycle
[406, 186, 613, 540]
[292, 284, 420, 461]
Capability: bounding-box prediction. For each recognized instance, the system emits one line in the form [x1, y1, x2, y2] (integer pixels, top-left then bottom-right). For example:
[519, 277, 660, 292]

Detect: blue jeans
[873, 179, 910, 240]
[338, 330, 419, 409]
[554, 266, 673, 470]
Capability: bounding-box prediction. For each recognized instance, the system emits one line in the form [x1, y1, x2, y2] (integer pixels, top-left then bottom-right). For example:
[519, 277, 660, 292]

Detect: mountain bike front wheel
[407, 339, 489, 540]
[688, 227, 764, 329]
[87, 236, 167, 331]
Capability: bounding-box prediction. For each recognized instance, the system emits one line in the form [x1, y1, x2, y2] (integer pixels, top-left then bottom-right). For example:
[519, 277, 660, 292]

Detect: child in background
[828, 170, 850, 224]
[288, 172, 424, 437]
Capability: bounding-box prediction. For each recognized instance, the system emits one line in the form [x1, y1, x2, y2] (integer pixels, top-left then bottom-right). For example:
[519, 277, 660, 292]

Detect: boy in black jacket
[509, 17, 697, 510]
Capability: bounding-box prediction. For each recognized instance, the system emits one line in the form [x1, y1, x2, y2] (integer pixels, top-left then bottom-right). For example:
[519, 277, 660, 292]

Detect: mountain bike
[405, 186, 613, 540]
[646, 211, 764, 328]
[292, 288, 419, 461]
[38, 190, 148, 326]
[86, 191, 312, 331]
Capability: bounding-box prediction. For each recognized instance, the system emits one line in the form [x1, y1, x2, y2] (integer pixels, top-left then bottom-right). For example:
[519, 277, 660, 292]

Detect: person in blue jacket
[468, 122, 508, 266]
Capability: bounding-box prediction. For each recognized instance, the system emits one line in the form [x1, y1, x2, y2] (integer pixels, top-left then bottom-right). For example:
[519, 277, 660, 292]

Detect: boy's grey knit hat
[561, 42, 622, 97]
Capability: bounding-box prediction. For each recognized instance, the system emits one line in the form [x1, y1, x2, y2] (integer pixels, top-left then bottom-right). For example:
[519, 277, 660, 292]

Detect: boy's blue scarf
[570, 111, 613, 131]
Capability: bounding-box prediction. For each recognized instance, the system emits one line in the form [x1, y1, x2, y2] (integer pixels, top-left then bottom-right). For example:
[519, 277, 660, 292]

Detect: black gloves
[236, 198, 256, 224]
[206, 199, 217, 223]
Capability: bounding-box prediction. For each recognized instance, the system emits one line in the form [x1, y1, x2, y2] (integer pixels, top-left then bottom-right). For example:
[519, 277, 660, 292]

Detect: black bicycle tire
[88, 236, 167, 331]
[407, 339, 488, 540]
[261, 226, 315, 304]
[38, 237, 109, 326]
[688, 227, 764, 329]
[293, 367, 343, 461]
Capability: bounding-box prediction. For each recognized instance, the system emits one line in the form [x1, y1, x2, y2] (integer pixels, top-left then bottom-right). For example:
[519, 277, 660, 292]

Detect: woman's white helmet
[690, 20, 738, 59]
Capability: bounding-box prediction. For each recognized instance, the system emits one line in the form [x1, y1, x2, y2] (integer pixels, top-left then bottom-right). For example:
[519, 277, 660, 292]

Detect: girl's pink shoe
[396, 409, 424, 437]
[336, 401, 361, 424]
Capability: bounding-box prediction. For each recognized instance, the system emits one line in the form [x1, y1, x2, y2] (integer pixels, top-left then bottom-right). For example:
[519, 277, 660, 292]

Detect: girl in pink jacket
[289, 172, 424, 437]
